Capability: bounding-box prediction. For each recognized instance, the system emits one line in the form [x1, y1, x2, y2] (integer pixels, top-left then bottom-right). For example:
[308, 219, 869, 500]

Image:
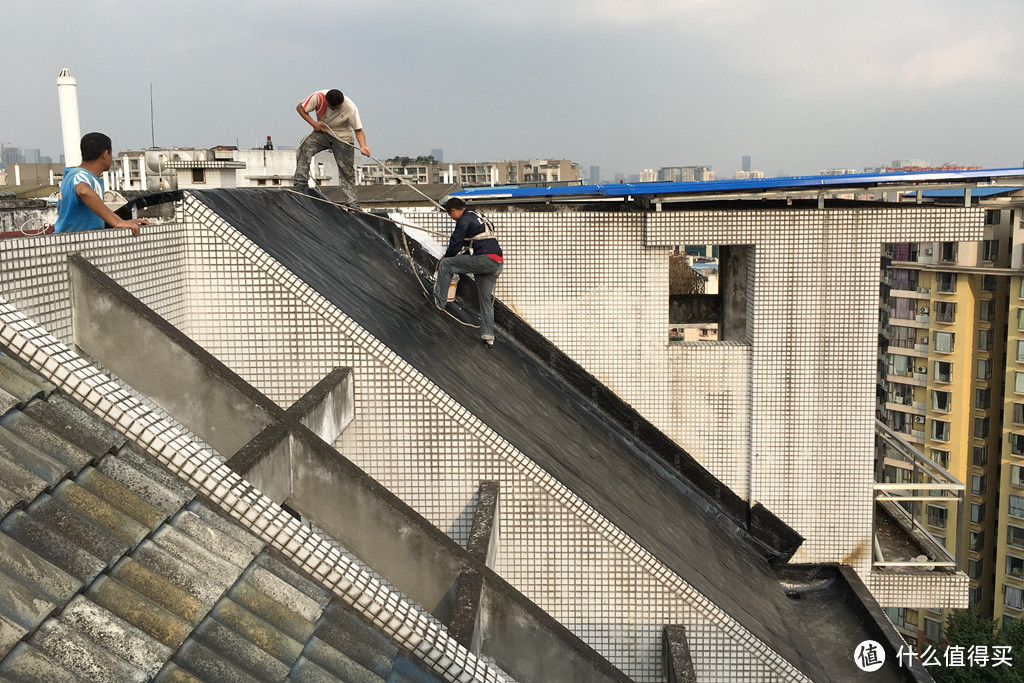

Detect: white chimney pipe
[49, 169, 54, 185]
[138, 154, 146, 191]
[57, 68, 82, 167]
[14, 164, 20, 186]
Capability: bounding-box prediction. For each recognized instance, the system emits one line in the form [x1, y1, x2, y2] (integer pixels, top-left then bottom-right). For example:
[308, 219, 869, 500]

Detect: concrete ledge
[664, 625, 697, 683]
[284, 368, 353, 447]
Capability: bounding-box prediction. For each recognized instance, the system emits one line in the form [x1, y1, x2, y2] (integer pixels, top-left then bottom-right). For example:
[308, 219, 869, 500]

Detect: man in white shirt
[293, 89, 370, 208]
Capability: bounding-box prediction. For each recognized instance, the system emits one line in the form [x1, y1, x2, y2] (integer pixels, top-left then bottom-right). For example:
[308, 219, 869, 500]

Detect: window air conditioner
[917, 366, 928, 373]
[920, 306, 929, 314]
[920, 337, 929, 344]
[924, 247, 933, 256]
[915, 416, 926, 424]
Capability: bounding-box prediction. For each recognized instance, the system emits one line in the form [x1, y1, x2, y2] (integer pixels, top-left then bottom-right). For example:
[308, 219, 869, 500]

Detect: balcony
[874, 421, 964, 572]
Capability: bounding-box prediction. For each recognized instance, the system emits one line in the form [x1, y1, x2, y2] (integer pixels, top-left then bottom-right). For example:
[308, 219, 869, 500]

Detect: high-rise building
[879, 193, 1024, 649]
[589, 165, 600, 184]
[742, 155, 751, 173]
[430, 148, 443, 163]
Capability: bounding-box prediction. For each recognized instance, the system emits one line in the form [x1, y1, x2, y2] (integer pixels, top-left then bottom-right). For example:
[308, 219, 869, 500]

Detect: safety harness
[463, 212, 497, 255]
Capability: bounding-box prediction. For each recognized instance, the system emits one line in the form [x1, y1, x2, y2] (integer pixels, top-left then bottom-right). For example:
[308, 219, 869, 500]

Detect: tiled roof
[0, 355, 442, 682]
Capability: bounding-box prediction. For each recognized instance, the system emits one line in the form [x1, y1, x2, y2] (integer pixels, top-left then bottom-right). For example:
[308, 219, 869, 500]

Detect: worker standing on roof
[434, 197, 504, 348]
[293, 88, 370, 208]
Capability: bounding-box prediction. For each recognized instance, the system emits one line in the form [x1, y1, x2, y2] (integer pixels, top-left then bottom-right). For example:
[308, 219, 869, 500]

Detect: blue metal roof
[454, 167, 1024, 201]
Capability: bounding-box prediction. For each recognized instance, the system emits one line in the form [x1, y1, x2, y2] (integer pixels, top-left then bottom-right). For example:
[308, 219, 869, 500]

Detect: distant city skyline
[2, 1, 1022, 181]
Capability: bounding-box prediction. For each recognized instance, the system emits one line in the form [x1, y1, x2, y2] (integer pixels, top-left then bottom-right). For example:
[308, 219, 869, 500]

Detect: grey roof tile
[22, 394, 124, 459]
[52, 479, 150, 545]
[242, 563, 325, 624]
[289, 653, 383, 683]
[30, 617, 148, 683]
[0, 427, 70, 487]
[0, 361, 46, 407]
[153, 661, 202, 682]
[0, 508, 107, 584]
[173, 638, 264, 683]
[133, 539, 229, 607]
[0, 484, 17, 520]
[253, 552, 330, 609]
[0, 642, 87, 682]
[0, 358, 55, 400]
[388, 655, 443, 683]
[171, 509, 259, 569]
[317, 602, 398, 674]
[185, 500, 266, 556]
[0, 451, 47, 508]
[0, 566, 57, 631]
[59, 595, 173, 679]
[299, 636, 386, 683]
[76, 467, 166, 529]
[151, 525, 245, 589]
[110, 557, 207, 626]
[85, 575, 192, 649]
[227, 580, 316, 645]
[98, 454, 193, 516]
[0, 390, 19, 417]
[0, 614, 27, 660]
[0, 410, 92, 473]
[27, 493, 131, 565]
[190, 617, 291, 682]
[209, 598, 304, 665]
[0, 531, 82, 604]
[115, 445, 198, 504]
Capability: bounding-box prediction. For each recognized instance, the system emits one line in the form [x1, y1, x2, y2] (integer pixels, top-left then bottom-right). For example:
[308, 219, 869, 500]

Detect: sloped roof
[0, 354, 442, 682]
[186, 188, 920, 681]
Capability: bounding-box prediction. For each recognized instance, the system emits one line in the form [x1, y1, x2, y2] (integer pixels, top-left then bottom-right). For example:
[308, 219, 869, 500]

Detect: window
[978, 358, 993, 380]
[931, 449, 949, 469]
[892, 268, 919, 292]
[932, 390, 951, 412]
[1008, 555, 1024, 579]
[973, 445, 989, 467]
[983, 239, 1000, 261]
[940, 242, 958, 263]
[1006, 586, 1024, 610]
[1009, 525, 1024, 550]
[927, 504, 948, 529]
[971, 503, 986, 524]
[891, 297, 914, 320]
[980, 300, 996, 321]
[974, 417, 990, 439]
[970, 586, 982, 605]
[924, 617, 942, 641]
[935, 301, 956, 323]
[1014, 466, 1024, 487]
[1013, 434, 1024, 456]
[1018, 340, 1024, 362]
[1017, 372, 1024, 394]
[932, 420, 950, 442]
[1015, 404, 1024, 425]
[979, 329, 994, 350]
[934, 331, 954, 353]
[1018, 308, 1024, 331]
[937, 272, 957, 293]
[969, 558, 984, 580]
[935, 361, 952, 383]
[885, 607, 907, 628]
[1011, 494, 1024, 518]
[982, 274, 997, 292]
[985, 210, 1001, 225]
[977, 388, 992, 410]
[1006, 616, 1017, 631]
[972, 474, 987, 495]
[970, 530, 985, 551]
[191, 168, 205, 183]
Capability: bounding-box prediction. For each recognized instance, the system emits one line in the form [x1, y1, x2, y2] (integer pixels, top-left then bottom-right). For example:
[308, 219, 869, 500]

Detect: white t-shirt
[300, 90, 362, 143]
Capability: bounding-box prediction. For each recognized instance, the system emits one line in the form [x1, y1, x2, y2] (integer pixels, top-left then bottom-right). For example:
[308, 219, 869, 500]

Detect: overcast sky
[3, 0, 1023, 179]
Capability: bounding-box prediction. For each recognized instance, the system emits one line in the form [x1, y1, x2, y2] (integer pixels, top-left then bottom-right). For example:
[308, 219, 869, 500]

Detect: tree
[931, 608, 1023, 682]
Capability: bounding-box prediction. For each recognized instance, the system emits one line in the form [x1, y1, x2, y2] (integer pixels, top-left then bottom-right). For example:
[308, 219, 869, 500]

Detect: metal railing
[874, 420, 965, 570]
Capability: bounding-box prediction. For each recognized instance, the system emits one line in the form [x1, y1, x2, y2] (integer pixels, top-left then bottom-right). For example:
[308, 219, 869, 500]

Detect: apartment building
[359, 158, 580, 187]
[881, 195, 1024, 649]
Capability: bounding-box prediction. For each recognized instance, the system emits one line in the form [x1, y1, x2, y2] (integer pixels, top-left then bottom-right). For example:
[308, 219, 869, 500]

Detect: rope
[282, 187, 480, 329]
[17, 217, 51, 236]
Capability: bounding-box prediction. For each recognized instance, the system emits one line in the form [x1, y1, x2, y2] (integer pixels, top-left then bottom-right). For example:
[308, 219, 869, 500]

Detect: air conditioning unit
[920, 337, 929, 344]
[924, 247, 933, 256]
[917, 366, 928, 373]
[920, 306, 929, 314]
[915, 416, 926, 424]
